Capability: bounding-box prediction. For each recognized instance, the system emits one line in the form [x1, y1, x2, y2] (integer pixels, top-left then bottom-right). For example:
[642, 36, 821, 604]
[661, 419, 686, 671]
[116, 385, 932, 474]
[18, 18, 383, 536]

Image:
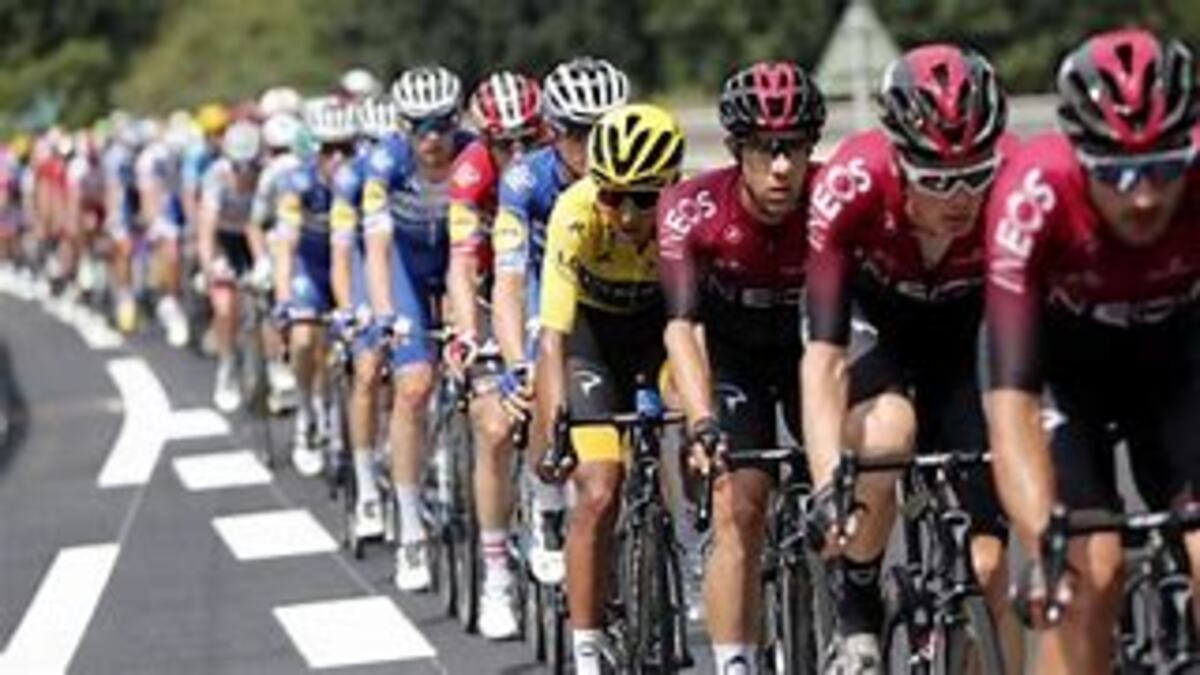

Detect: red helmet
[1057, 29, 1198, 154]
[878, 45, 1007, 162]
[469, 71, 542, 138]
[718, 61, 826, 139]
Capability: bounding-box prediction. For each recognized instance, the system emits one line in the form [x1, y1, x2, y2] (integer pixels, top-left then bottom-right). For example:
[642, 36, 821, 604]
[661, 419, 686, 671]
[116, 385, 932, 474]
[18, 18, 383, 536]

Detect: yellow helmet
[8, 134, 31, 161]
[587, 103, 684, 190]
[196, 103, 230, 135]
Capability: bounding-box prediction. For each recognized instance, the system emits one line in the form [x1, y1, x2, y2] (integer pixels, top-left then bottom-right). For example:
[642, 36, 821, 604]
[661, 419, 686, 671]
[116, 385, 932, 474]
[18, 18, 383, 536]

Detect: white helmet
[262, 113, 302, 151]
[391, 65, 462, 120]
[542, 57, 630, 127]
[222, 121, 262, 164]
[259, 86, 303, 118]
[356, 99, 400, 139]
[339, 67, 382, 101]
[303, 97, 358, 144]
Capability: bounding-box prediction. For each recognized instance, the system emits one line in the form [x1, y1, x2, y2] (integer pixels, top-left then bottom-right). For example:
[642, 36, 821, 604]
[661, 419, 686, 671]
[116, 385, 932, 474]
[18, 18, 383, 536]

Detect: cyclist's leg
[703, 335, 779, 663]
[385, 248, 437, 588]
[839, 333, 915, 638]
[288, 234, 333, 471]
[1039, 315, 1127, 675]
[348, 247, 383, 509]
[563, 308, 626, 673]
[208, 233, 245, 411]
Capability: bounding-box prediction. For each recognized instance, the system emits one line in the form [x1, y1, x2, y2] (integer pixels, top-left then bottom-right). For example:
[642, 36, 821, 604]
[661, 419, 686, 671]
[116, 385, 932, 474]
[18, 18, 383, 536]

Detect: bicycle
[698, 445, 832, 675]
[540, 377, 693, 674]
[1037, 504, 1200, 674]
[825, 450, 1005, 675]
[234, 276, 280, 469]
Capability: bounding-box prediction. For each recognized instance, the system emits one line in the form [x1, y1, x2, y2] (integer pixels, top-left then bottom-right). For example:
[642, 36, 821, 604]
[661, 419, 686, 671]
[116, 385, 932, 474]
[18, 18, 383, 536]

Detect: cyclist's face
[1089, 172, 1186, 247]
[905, 185, 986, 238]
[555, 124, 590, 178]
[597, 189, 660, 243]
[734, 132, 812, 224]
[415, 130, 454, 172]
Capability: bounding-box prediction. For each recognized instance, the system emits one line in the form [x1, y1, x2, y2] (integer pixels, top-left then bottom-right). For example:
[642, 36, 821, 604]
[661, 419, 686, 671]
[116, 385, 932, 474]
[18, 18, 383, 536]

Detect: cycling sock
[394, 484, 425, 544]
[312, 394, 328, 434]
[481, 529, 510, 587]
[712, 643, 758, 675]
[572, 629, 604, 675]
[835, 553, 885, 635]
[353, 450, 378, 504]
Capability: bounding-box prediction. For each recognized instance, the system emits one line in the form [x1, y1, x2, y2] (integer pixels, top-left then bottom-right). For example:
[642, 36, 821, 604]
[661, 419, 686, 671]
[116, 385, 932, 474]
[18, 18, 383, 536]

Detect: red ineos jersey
[448, 139, 498, 269]
[985, 132, 1200, 390]
[658, 165, 812, 322]
[806, 130, 1020, 345]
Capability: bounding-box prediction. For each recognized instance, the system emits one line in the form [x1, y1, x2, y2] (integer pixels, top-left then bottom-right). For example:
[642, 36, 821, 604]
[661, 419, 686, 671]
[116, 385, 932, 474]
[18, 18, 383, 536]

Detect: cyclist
[259, 86, 304, 120]
[271, 98, 357, 477]
[444, 69, 544, 640]
[103, 114, 145, 333]
[803, 45, 1019, 671]
[657, 61, 822, 672]
[0, 135, 29, 264]
[984, 29, 1200, 675]
[135, 115, 192, 347]
[62, 129, 107, 301]
[249, 109, 305, 413]
[360, 65, 473, 591]
[337, 67, 383, 103]
[183, 104, 230, 228]
[534, 103, 684, 675]
[198, 120, 267, 413]
[492, 57, 629, 585]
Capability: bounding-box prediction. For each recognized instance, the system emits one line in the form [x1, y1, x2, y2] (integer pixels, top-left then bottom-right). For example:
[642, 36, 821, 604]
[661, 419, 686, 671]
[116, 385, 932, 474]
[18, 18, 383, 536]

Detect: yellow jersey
[538, 177, 662, 334]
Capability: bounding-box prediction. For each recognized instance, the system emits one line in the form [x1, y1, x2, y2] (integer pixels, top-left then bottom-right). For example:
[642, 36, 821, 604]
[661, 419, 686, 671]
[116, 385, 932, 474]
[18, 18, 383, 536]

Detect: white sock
[353, 450, 377, 504]
[395, 484, 425, 544]
[528, 465, 566, 512]
[572, 629, 604, 675]
[713, 643, 757, 675]
[481, 529, 510, 588]
[312, 394, 329, 432]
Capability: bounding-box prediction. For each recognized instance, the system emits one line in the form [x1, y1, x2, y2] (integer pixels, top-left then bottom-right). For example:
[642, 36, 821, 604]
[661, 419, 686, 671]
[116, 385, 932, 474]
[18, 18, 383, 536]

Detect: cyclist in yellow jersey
[534, 103, 684, 675]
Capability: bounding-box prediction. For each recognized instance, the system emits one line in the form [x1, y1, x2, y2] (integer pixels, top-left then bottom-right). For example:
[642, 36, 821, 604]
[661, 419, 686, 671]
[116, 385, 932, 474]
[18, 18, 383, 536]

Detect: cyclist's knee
[970, 534, 1008, 603]
[1069, 534, 1124, 619]
[573, 466, 621, 530]
[394, 367, 434, 413]
[713, 473, 770, 556]
[289, 324, 319, 354]
[852, 393, 916, 455]
[472, 397, 511, 450]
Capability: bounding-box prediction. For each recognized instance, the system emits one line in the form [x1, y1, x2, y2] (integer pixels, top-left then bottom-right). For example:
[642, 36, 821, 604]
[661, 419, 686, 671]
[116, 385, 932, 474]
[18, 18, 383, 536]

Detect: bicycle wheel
[936, 595, 1004, 675]
[623, 506, 678, 673]
[769, 555, 825, 675]
[453, 411, 480, 632]
[545, 585, 569, 675]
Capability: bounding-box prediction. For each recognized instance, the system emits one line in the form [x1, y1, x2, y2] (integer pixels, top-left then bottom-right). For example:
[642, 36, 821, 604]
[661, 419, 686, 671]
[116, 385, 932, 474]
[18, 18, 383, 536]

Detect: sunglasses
[1078, 145, 1195, 194]
[409, 114, 458, 138]
[553, 121, 592, 141]
[898, 154, 1001, 196]
[741, 135, 813, 161]
[489, 130, 541, 154]
[597, 188, 661, 211]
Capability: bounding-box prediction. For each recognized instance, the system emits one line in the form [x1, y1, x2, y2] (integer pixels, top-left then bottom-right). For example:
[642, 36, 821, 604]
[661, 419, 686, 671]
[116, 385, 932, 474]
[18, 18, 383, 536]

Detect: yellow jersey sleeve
[538, 181, 593, 334]
[275, 190, 302, 235]
[330, 197, 358, 243]
[448, 202, 483, 251]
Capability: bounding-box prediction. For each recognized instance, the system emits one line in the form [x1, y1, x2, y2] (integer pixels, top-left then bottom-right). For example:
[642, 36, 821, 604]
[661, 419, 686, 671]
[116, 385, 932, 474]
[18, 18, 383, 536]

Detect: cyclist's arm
[196, 179, 220, 272]
[492, 207, 530, 365]
[246, 170, 275, 262]
[658, 198, 712, 427]
[361, 177, 394, 316]
[270, 187, 301, 304]
[329, 188, 359, 311]
[446, 202, 482, 340]
[534, 199, 583, 430]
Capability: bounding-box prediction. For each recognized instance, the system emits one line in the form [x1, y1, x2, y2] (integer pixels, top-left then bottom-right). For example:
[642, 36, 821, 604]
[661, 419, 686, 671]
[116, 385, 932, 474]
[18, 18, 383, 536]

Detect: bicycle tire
[453, 411, 480, 632]
[545, 586, 569, 675]
[937, 595, 1004, 675]
[624, 506, 677, 673]
[773, 555, 824, 675]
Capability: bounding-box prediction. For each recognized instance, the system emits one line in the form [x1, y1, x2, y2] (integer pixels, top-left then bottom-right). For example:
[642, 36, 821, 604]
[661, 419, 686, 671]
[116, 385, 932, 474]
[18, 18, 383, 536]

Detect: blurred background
[2, 0, 1199, 148]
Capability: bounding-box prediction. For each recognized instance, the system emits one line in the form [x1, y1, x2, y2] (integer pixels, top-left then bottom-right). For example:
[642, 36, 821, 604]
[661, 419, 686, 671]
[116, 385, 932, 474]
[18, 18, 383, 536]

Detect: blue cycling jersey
[102, 142, 140, 227]
[494, 146, 575, 275]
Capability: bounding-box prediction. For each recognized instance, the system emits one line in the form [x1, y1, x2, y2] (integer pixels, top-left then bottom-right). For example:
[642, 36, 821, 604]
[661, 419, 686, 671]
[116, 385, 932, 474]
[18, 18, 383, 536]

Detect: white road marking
[97, 358, 230, 488]
[212, 509, 337, 561]
[0, 543, 119, 675]
[274, 596, 436, 669]
[173, 450, 271, 491]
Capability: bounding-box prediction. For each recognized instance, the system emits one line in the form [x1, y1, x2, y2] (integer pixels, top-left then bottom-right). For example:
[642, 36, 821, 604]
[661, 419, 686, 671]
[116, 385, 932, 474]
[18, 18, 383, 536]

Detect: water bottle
[634, 375, 664, 417]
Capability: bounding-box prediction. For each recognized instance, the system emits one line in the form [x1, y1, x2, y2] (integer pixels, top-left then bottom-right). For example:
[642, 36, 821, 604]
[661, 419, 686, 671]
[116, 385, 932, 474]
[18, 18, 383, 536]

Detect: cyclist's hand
[270, 300, 296, 329]
[804, 482, 862, 556]
[249, 257, 273, 292]
[538, 406, 577, 484]
[687, 416, 726, 476]
[1012, 559, 1075, 629]
[498, 362, 534, 424]
[329, 309, 356, 342]
[443, 332, 478, 379]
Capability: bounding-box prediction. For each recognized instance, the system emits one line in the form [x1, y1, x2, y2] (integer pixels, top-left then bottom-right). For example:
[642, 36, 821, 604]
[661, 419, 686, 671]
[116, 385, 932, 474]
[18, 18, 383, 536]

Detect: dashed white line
[274, 596, 436, 669]
[173, 450, 271, 491]
[0, 543, 119, 675]
[97, 358, 229, 488]
[212, 509, 337, 561]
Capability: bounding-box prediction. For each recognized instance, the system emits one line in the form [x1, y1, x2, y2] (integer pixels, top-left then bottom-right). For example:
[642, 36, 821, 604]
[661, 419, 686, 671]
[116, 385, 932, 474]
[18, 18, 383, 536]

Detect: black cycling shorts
[1043, 306, 1200, 513]
[216, 230, 253, 276]
[849, 290, 1006, 539]
[567, 303, 667, 463]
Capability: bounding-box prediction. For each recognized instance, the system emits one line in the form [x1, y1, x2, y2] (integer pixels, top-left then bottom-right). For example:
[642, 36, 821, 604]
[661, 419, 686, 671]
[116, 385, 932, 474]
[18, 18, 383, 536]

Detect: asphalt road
[0, 288, 594, 674]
